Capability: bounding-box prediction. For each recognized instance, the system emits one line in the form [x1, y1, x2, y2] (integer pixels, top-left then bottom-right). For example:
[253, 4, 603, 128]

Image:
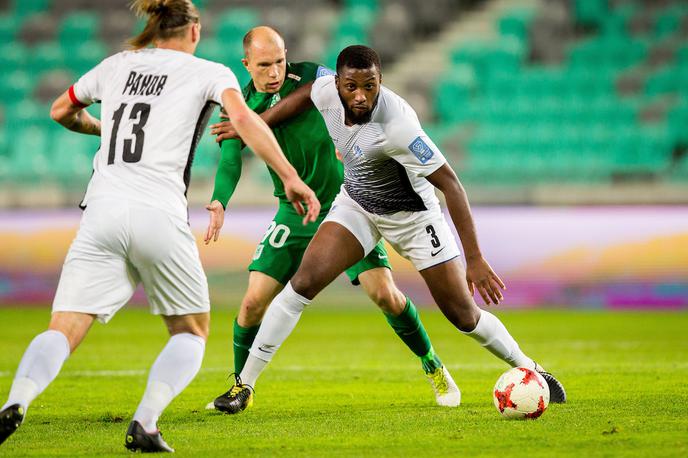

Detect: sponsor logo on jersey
[316, 65, 336, 78]
[287, 73, 301, 81]
[354, 145, 364, 156]
[123, 71, 168, 96]
[409, 136, 434, 164]
[269, 93, 281, 108]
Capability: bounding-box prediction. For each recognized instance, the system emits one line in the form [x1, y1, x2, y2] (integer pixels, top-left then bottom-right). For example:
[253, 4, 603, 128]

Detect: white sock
[3, 330, 70, 412]
[133, 333, 205, 433]
[462, 310, 534, 368]
[241, 282, 310, 387]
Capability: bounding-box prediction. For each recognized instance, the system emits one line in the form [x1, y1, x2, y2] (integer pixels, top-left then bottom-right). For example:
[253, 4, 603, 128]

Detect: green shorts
[249, 204, 391, 285]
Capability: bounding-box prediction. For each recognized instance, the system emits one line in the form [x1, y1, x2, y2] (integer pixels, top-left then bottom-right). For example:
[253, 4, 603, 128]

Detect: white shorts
[52, 199, 210, 323]
[323, 191, 461, 271]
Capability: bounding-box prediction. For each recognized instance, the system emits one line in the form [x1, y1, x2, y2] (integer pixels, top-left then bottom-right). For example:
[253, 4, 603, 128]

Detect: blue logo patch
[409, 137, 434, 164]
[354, 145, 363, 156]
[316, 65, 336, 78]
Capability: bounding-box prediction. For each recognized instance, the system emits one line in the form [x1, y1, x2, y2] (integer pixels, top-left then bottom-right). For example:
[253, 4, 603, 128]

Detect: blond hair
[128, 0, 199, 49]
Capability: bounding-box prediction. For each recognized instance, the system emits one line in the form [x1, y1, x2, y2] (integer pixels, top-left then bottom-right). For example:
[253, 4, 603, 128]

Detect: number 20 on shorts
[261, 221, 291, 248]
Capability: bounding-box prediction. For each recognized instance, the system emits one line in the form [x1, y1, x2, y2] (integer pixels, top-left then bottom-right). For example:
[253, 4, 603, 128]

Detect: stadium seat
[27, 42, 66, 73]
[0, 14, 18, 42]
[64, 42, 108, 76]
[59, 12, 101, 45]
[0, 72, 36, 105]
[215, 8, 260, 41]
[12, 0, 51, 18]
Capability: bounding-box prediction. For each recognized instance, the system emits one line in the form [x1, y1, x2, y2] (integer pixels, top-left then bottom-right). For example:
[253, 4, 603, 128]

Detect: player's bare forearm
[426, 164, 482, 260]
[261, 82, 314, 127]
[50, 91, 101, 136]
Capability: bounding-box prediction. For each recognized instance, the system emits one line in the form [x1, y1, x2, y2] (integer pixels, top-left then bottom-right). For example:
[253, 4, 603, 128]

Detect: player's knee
[290, 272, 318, 300]
[240, 295, 269, 326]
[455, 308, 480, 332]
[369, 285, 405, 315]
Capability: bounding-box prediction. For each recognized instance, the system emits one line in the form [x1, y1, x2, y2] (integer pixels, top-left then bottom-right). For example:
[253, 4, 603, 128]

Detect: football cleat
[426, 366, 461, 407]
[534, 363, 567, 403]
[213, 374, 254, 414]
[124, 420, 174, 453]
[0, 404, 24, 446]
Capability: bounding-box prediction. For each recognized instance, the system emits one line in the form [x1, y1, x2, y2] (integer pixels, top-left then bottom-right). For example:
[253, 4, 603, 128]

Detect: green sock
[233, 318, 260, 374]
[384, 298, 442, 374]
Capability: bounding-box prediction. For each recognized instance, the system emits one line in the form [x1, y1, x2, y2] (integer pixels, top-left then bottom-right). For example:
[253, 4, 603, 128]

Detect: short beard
[339, 93, 379, 125]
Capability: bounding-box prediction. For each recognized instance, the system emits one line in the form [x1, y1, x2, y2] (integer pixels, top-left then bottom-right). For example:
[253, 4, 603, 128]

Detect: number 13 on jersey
[108, 103, 151, 165]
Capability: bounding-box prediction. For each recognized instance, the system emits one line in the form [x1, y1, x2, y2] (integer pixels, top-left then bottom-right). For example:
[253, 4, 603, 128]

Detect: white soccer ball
[493, 367, 550, 419]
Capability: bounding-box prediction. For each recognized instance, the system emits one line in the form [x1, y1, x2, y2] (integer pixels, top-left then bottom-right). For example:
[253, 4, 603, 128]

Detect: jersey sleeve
[211, 138, 243, 208]
[71, 54, 120, 105]
[384, 100, 447, 177]
[310, 75, 336, 111]
[293, 61, 334, 84]
[201, 61, 241, 105]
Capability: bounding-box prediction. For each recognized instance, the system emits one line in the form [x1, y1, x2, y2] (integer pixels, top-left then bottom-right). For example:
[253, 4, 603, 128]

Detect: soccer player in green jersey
[204, 27, 459, 412]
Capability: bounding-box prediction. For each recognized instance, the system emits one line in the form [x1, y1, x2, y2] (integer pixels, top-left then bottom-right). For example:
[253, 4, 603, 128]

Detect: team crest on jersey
[269, 93, 281, 108]
[354, 145, 363, 156]
[316, 66, 336, 78]
[409, 136, 434, 164]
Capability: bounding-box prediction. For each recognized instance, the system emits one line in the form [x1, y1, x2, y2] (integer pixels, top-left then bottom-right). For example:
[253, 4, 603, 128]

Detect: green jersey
[212, 62, 343, 211]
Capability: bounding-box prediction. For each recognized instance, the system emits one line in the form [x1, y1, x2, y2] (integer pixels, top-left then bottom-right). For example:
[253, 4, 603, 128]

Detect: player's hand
[466, 256, 506, 305]
[283, 177, 321, 225]
[204, 200, 225, 245]
[210, 112, 239, 143]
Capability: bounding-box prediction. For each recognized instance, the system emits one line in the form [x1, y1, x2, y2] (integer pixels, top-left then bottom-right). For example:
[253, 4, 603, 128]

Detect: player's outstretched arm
[50, 90, 101, 136]
[220, 88, 320, 223]
[204, 140, 244, 244]
[426, 164, 505, 305]
[210, 82, 315, 143]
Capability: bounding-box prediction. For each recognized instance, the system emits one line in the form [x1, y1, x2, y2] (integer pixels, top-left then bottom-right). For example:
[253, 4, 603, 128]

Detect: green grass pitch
[0, 307, 686, 457]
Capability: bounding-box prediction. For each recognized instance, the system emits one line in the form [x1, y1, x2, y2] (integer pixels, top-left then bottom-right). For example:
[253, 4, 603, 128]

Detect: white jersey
[71, 48, 240, 220]
[310, 75, 446, 215]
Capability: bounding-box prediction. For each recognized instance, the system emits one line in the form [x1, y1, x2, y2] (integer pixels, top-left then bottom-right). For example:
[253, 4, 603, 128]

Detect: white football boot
[426, 366, 461, 407]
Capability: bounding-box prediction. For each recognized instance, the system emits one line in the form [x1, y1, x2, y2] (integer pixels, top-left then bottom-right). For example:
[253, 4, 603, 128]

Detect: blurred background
[0, 0, 686, 309]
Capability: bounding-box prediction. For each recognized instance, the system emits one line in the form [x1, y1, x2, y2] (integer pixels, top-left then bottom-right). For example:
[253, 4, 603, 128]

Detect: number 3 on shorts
[261, 221, 291, 248]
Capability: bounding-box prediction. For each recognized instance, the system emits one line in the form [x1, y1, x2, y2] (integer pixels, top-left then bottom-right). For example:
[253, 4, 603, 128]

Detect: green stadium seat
[12, 0, 51, 18]
[59, 12, 101, 45]
[498, 8, 535, 43]
[0, 42, 28, 72]
[49, 131, 98, 183]
[8, 129, 51, 183]
[215, 8, 260, 42]
[573, 0, 608, 28]
[344, 0, 379, 12]
[0, 72, 36, 104]
[64, 42, 108, 76]
[434, 65, 476, 123]
[28, 42, 66, 73]
[0, 14, 19, 42]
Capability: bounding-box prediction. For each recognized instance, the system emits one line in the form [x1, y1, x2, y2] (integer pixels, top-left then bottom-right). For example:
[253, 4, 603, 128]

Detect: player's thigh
[419, 258, 481, 331]
[52, 201, 139, 324]
[378, 208, 461, 271]
[248, 208, 319, 285]
[292, 222, 368, 299]
[128, 206, 210, 318]
[237, 271, 285, 327]
[344, 240, 391, 285]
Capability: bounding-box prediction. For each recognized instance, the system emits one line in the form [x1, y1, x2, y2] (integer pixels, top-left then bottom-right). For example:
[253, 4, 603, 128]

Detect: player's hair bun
[128, 0, 199, 49]
[130, 0, 176, 18]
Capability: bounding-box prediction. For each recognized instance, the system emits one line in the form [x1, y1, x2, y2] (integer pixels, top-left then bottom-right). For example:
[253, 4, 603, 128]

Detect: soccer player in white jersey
[214, 45, 566, 413]
[0, 0, 319, 453]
